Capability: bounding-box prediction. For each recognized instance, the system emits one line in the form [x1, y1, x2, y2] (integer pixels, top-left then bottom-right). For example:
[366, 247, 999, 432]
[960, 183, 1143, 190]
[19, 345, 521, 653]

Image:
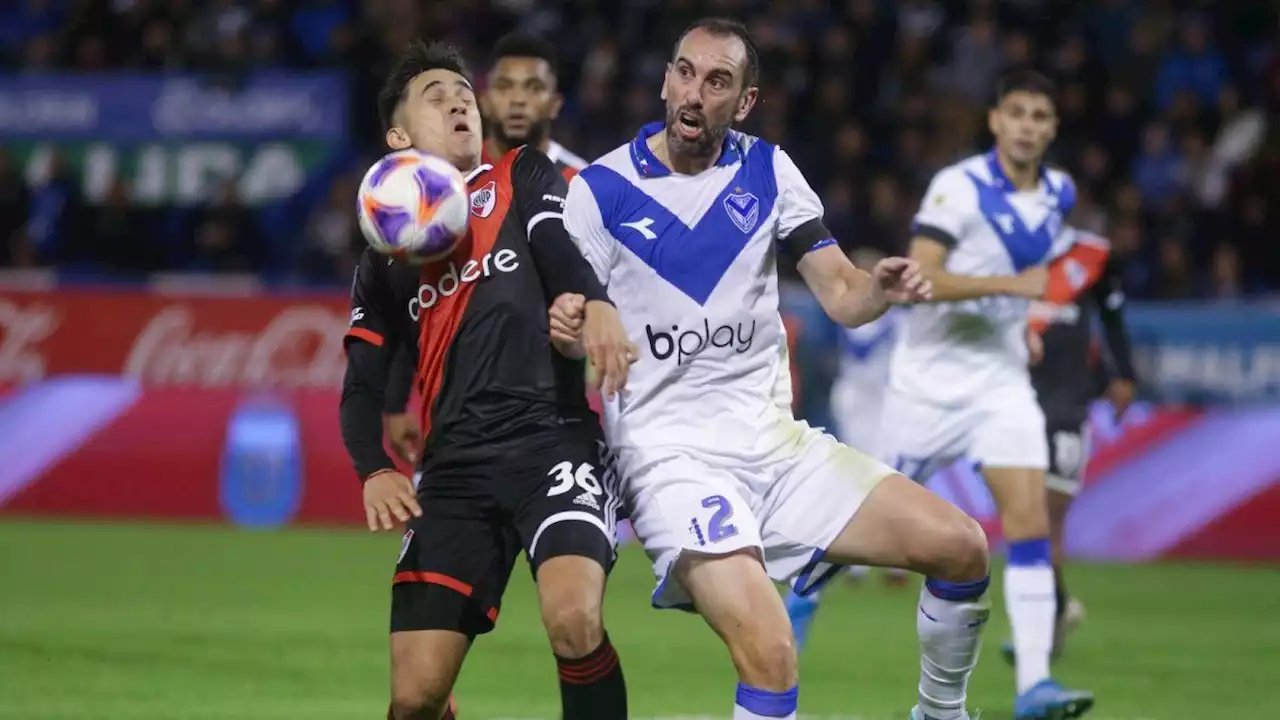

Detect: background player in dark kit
[481, 33, 588, 181]
[1012, 228, 1137, 663]
[339, 40, 635, 720]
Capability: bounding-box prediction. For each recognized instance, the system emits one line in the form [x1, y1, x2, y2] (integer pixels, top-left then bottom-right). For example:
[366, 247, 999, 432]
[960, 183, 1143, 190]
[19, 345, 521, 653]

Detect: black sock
[555, 633, 627, 720]
[1053, 564, 1068, 619]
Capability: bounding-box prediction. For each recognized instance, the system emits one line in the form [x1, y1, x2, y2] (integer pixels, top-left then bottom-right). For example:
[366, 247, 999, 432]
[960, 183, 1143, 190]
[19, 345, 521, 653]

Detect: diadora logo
[470, 180, 497, 218]
[620, 217, 656, 240]
[408, 248, 519, 320]
[349, 307, 364, 326]
[646, 319, 756, 365]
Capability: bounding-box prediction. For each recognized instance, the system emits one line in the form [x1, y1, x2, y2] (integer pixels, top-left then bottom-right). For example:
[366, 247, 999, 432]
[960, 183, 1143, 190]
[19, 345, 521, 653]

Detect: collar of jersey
[629, 121, 743, 178]
[984, 147, 1049, 192]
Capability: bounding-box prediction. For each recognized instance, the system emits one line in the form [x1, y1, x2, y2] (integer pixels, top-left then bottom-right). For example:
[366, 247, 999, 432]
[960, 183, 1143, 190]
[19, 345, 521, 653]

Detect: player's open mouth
[452, 120, 473, 135]
[675, 111, 703, 140]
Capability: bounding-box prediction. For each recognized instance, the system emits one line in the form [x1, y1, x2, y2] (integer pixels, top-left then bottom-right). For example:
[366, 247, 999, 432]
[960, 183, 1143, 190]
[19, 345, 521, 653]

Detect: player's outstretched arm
[797, 244, 933, 327]
[911, 237, 1047, 301]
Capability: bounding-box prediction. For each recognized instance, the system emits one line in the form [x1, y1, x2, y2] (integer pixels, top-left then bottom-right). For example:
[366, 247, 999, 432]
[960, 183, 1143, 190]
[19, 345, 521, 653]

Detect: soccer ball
[357, 149, 470, 262]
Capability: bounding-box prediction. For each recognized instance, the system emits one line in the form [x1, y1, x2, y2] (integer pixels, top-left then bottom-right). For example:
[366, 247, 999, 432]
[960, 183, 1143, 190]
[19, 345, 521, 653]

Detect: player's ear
[734, 86, 758, 123]
[549, 91, 564, 121]
[660, 64, 671, 101]
[386, 126, 411, 151]
[986, 108, 1000, 138]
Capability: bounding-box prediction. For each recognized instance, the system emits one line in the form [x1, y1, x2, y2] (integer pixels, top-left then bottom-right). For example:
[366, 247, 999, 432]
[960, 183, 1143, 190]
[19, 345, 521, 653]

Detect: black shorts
[389, 424, 620, 637]
[1045, 420, 1088, 497]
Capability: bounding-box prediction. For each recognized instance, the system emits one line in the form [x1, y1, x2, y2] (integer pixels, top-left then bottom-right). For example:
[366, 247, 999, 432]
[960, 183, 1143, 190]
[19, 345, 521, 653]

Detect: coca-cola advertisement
[0, 288, 350, 388]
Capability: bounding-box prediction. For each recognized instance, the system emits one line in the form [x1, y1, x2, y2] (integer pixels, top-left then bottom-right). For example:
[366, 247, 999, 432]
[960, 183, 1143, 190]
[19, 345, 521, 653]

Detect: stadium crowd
[0, 0, 1276, 298]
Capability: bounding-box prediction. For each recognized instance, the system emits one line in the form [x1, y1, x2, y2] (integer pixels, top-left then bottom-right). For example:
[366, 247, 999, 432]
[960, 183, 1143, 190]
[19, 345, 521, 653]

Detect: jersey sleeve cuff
[912, 223, 958, 249]
[781, 218, 833, 258]
[345, 327, 384, 348]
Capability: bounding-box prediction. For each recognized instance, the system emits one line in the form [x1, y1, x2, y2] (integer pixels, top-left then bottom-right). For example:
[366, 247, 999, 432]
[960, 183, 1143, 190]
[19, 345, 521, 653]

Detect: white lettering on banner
[0, 301, 59, 383]
[1140, 344, 1280, 400]
[123, 305, 348, 388]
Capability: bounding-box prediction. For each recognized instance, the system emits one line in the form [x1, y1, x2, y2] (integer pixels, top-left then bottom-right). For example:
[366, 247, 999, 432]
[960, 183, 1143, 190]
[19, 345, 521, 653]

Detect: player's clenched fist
[582, 300, 638, 399]
[549, 292, 587, 358]
[361, 469, 422, 532]
[874, 257, 934, 304]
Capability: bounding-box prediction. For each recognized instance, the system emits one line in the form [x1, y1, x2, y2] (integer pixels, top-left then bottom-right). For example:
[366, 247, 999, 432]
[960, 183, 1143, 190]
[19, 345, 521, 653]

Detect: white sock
[1005, 549, 1056, 693]
[734, 683, 797, 719]
[917, 579, 990, 719]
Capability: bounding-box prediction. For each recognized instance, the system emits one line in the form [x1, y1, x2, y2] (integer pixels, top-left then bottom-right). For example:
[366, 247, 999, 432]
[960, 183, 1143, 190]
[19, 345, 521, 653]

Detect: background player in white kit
[879, 71, 1094, 719]
[552, 18, 993, 720]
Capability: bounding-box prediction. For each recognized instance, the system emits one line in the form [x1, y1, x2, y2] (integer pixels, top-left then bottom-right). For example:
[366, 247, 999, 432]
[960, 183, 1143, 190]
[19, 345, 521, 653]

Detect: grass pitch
[0, 520, 1274, 719]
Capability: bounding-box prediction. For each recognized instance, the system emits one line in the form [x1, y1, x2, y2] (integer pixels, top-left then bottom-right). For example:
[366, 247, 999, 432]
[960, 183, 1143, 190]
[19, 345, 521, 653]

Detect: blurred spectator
[1154, 16, 1226, 111]
[191, 180, 259, 273]
[301, 170, 362, 283]
[0, 149, 30, 268]
[0, 0, 1272, 299]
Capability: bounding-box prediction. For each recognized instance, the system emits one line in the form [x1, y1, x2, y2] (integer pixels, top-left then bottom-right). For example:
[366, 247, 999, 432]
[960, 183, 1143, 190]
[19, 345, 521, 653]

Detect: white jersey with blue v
[881, 150, 1076, 480]
[564, 122, 894, 609]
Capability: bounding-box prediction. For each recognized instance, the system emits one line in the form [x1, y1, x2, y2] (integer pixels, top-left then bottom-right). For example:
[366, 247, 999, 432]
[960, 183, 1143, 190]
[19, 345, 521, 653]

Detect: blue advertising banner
[779, 282, 1280, 412]
[0, 72, 350, 205]
[1126, 303, 1280, 404]
[0, 72, 347, 140]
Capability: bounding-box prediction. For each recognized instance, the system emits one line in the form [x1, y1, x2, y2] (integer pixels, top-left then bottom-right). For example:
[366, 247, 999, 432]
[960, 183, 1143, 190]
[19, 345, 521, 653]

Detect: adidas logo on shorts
[573, 491, 600, 511]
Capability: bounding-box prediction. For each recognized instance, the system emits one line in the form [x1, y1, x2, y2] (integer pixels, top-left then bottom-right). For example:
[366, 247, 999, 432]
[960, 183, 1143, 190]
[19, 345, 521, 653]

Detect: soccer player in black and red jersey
[481, 33, 587, 182]
[382, 33, 589, 474]
[339, 41, 634, 720]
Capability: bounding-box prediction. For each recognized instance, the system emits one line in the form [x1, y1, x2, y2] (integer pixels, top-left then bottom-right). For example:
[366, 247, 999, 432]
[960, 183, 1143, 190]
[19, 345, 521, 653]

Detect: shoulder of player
[547, 140, 588, 171]
[1042, 164, 1077, 196]
[925, 158, 983, 201]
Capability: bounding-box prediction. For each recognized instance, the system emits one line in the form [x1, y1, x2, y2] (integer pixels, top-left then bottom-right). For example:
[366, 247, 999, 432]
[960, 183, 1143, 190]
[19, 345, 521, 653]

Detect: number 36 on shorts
[545, 461, 603, 497]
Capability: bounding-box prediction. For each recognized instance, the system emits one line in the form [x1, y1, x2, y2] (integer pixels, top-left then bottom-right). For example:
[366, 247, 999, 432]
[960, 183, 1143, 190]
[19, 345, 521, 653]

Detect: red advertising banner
[0, 287, 350, 388]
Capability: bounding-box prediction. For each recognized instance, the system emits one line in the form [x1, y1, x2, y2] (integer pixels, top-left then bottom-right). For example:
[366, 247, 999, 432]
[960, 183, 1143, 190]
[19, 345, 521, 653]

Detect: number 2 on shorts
[690, 494, 738, 546]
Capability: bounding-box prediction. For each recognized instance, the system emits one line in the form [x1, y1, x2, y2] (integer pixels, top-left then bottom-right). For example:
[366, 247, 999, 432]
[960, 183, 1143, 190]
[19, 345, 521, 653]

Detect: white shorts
[879, 384, 1048, 482]
[619, 420, 895, 610]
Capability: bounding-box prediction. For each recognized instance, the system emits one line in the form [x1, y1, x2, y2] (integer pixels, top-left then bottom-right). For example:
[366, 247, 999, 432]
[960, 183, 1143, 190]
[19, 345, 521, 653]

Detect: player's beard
[665, 103, 728, 160]
[491, 118, 550, 154]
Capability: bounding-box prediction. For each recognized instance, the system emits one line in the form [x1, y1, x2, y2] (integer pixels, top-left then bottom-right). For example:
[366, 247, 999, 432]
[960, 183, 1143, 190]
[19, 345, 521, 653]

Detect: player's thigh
[514, 428, 620, 579]
[391, 495, 520, 639]
[973, 391, 1051, 538]
[673, 548, 797, 687]
[389, 629, 469, 714]
[511, 430, 619, 652]
[763, 428, 987, 586]
[878, 389, 969, 482]
[619, 449, 764, 611]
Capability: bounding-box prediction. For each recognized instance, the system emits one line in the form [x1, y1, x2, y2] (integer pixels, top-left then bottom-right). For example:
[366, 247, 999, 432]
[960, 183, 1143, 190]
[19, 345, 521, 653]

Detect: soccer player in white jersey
[552, 18, 993, 720]
[878, 70, 1095, 719]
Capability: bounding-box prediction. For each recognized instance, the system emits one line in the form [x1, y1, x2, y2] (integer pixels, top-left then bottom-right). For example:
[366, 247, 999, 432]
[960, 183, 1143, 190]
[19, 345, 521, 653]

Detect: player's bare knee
[389, 678, 451, 720]
[727, 625, 798, 692]
[542, 596, 604, 658]
[912, 510, 988, 581]
[941, 514, 990, 581]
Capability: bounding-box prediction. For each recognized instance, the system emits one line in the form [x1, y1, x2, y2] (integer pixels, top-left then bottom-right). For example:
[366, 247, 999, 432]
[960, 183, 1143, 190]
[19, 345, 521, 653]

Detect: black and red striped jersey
[342, 147, 601, 474]
[483, 140, 586, 184]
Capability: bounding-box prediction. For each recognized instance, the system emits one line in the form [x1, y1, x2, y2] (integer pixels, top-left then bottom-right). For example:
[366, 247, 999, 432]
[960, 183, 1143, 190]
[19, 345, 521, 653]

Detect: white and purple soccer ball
[357, 149, 470, 262]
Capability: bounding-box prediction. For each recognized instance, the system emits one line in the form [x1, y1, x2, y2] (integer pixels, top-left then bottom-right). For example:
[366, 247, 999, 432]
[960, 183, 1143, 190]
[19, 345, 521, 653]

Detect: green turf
[0, 520, 1274, 719]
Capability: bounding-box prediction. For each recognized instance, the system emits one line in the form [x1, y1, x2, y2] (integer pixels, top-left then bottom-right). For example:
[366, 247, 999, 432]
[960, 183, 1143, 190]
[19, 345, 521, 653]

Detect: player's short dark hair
[673, 17, 760, 90]
[491, 33, 558, 77]
[996, 70, 1058, 110]
[378, 40, 474, 131]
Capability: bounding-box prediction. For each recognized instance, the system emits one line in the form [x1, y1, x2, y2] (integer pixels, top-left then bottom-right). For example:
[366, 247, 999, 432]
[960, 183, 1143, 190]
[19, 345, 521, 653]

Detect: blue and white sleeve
[563, 173, 617, 286]
[911, 167, 974, 249]
[774, 147, 834, 258]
